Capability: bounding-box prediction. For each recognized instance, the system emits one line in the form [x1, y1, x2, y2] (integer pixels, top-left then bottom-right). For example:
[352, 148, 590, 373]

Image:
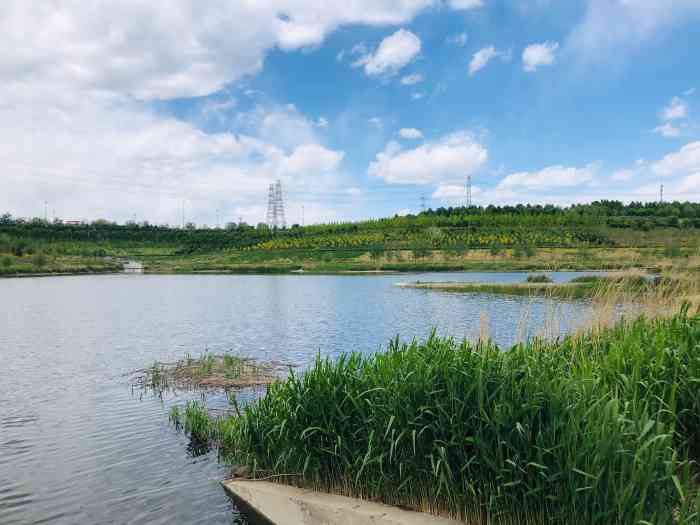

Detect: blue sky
[1, 1, 699, 225]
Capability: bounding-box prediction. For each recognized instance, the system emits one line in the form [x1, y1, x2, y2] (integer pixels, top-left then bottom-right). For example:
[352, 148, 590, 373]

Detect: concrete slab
[222, 479, 463, 525]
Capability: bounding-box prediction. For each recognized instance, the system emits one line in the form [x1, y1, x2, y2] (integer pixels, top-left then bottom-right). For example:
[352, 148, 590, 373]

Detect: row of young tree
[1, 200, 698, 253]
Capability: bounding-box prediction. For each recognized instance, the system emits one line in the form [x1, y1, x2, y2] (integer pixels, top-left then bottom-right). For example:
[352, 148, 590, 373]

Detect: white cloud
[398, 128, 424, 139]
[411, 92, 426, 100]
[567, 0, 700, 65]
[653, 123, 681, 138]
[652, 141, 700, 177]
[0, 1, 449, 224]
[0, 2, 441, 102]
[368, 117, 383, 129]
[660, 96, 688, 120]
[282, 144, 345, 175]
[400, 73, 424, 85]
[611, 169, 634, 182]
[316, 116, 329, 128]
[447, 0, 484, 10]
[522, 41, 559, 72]
[433, 183, 482, 200]
[447, 33, 469, 46]
[679, 173, 700, 193]
[0, 96, 346, 225]
[355, 29, 422, 77]
[611, 159, 646, 181]
[469, 46, 510, 76]
[368, 131, 488, 185]
[497, 164, 598, 191]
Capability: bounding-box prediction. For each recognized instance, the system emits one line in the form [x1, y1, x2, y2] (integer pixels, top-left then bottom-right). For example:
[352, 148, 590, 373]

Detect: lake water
[0, 272, 604, 524]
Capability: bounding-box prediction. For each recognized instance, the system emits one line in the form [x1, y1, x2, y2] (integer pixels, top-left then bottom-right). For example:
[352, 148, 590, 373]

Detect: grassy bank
[130, 245, 700, 275]
[176, 308, 700, 524]
[396, 274, 660, 299]
[0, 254, 121, 277]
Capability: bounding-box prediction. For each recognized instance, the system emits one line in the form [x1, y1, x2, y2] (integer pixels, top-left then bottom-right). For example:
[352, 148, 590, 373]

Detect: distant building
[123, 261, 144, 274]
[63, 220, 83, 226]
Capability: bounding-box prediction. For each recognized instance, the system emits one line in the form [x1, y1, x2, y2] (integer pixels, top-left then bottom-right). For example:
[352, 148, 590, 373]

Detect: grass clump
[525, 274, 553, 283]
[131, 351, 292, 395]
[180, 308, 700, 524]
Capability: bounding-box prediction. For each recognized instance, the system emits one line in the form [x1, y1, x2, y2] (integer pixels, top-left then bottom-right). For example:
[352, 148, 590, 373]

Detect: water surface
[0, 272, 602, 524]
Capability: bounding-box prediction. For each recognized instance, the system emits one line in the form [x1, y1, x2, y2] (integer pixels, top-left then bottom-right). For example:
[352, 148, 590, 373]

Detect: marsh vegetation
[169, 271, 700, 524]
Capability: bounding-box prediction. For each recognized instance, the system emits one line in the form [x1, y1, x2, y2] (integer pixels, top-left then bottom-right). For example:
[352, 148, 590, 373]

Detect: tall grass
[180, 308, 700, 524]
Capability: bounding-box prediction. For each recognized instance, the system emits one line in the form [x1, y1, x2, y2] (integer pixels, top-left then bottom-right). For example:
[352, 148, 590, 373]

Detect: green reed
[180, 307, 700, 524]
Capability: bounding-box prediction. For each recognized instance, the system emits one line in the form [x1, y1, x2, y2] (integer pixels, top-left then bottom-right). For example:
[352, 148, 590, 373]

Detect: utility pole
[44, 200, 48, 222]
[266, 180, 287, 229]
[466, 175, 473, 249]
[301, 205, 305, 227]
[466, 175, 472, 208]
[181, 200, 185, 229]
[659, 183, 664, 204]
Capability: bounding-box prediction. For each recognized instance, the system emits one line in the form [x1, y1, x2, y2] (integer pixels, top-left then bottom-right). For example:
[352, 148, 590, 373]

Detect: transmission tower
[420, 194, 427, 213]
[466, 175, 472, 208]
[659, 183, 664, 204]
[266, 180, 287, 229]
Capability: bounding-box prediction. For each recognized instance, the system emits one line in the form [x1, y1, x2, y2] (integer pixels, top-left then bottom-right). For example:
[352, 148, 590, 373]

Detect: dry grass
[130, 352, 295, 395]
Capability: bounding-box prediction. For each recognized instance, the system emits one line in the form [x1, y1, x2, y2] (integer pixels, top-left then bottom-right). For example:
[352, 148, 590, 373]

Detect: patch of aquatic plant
[525, 273, 552, 283]
[180, 308, 700, 524]
[131, 351, 293, 394]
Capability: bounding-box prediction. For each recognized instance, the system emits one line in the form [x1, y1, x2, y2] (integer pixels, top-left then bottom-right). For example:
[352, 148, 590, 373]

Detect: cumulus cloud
[447, 0, 484, 9]
[1, 1, 447, 224]
[398, 128, 424, 139]
[567, 0, 700, 65]
[0, 95, 346, 225]
[496, 164, 598, 191]
[355, 29, 422, 77]
[522, 41, 559, 72]
[432, 183, 482, 201]
[469, 46, 509, 76]
[611, 159, 646, 181]
[368, 131, 488, 185]
[282, 144, 345, 175]
[652, 141, 700, 177]
[653, 123, 681, 138]
[679, 173, 700, 193]
[400, 73, 424, 85]
[660, 96, 688, 120]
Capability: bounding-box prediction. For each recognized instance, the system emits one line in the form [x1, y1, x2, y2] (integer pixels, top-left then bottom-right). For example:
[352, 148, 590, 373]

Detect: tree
[1, 256, 11, 270]
[32, 252, 48, 268]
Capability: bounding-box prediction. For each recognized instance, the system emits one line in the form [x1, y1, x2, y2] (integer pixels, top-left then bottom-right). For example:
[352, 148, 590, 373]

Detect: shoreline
[0, 266, 645, 279]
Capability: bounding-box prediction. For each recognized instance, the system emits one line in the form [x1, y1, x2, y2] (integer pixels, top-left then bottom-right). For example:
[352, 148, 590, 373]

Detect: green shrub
[32, 252, 47, 268]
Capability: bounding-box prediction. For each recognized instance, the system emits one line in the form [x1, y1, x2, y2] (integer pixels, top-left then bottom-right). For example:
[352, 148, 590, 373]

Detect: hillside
[2, 201, 699, 275]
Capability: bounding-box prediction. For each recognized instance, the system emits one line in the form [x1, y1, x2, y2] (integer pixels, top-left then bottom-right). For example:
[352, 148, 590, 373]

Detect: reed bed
[178, 307, 700, 524]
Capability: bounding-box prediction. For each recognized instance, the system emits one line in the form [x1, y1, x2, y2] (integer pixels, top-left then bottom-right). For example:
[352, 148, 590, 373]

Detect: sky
[1, 0, 700, 226]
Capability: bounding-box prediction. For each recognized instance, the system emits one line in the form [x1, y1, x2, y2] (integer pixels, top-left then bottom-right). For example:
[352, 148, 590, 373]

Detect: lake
[0, 272, 603, 524]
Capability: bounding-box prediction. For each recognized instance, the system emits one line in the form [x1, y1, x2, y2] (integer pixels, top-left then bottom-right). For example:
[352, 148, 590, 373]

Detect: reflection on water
[0, 271, 602, 524]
